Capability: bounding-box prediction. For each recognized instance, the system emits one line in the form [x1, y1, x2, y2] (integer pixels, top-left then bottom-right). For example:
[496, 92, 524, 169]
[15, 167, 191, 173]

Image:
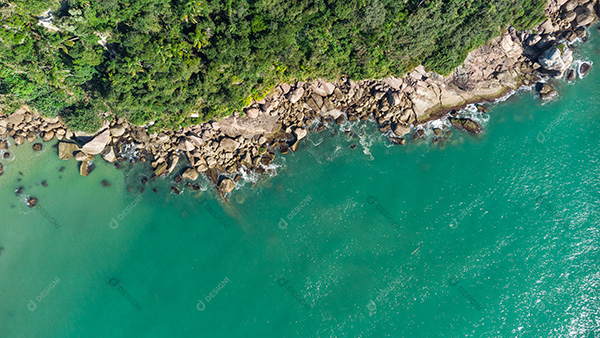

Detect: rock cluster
[0, 0, 597, 196]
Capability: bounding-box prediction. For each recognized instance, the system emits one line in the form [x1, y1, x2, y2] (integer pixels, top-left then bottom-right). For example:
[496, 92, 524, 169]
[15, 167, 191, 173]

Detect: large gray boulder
[81, 129, 111, 155]
[219, 137, 239, 152]
[538, 45, 573, 74]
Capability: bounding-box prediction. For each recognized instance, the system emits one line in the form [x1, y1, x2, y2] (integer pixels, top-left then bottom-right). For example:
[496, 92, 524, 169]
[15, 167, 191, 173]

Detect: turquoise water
[1, 29, 600, 337]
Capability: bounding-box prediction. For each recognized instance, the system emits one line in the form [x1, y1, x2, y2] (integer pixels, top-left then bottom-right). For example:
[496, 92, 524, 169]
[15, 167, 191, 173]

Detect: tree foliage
[0, 0, 547, 130]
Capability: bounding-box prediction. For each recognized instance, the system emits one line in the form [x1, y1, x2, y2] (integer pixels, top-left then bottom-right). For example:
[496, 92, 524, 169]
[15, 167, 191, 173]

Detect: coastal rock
[579, 62, 592, 77]
[219, 137, 239, 152]
[182, 167, 199, 181]
[166, 154, 179, 175]
[538, 45, 573, 74]
[27, 196, 38, 207]
[246, 108, 260, 119]
[448, 117, 481, 134]
[75, 151, 93, 162]
[219, 178, 235, 193]
[58, 142, 80, 160]
[42, 131, 55, 142]
[576, 7, 595, 27]
[0, 140, 7, 150]
[101, 146, 116, 163]
[294, 128, 307, 141]
[566, 68, 576, 82]
[536, 83, 559, 101]
[81, 129, 110, 155]
[80, 161, 91, 177]
[153, 162, 168, 177]
[26, 132, 36, 143]
[109, 124, 126, 137]
[289, 87, 305, 104]
[393, 123, 411, 137]
[178, 138, 195, 152]
[7, 111, 25, 125]
[14, 135, 24, 145]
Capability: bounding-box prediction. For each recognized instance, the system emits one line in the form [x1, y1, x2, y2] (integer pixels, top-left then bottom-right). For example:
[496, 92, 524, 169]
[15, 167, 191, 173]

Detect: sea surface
[1, 28, 600, 338]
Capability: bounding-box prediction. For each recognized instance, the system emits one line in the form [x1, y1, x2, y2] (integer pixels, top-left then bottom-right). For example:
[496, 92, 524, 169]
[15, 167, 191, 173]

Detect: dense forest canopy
[0, 0, 546, 132]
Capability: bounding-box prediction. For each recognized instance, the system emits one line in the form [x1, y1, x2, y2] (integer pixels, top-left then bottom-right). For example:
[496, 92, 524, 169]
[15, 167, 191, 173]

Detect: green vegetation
[0, 0, 546, 131]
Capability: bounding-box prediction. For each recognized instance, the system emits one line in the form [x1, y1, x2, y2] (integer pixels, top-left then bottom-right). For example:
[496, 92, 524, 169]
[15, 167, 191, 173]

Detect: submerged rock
[101, 180, 111, 187]
[448, 117, 482, 134]
[27, 196, 38, 208]
[0, 163, 3, 177]
[32, 143, 43, 152]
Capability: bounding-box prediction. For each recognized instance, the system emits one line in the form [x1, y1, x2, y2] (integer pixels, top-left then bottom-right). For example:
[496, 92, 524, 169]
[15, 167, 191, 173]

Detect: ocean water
[1, 29, 600, 338]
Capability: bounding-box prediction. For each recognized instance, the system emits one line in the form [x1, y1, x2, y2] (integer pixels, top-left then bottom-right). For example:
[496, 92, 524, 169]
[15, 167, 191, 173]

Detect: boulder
[310, 81, 335, 97]
[536, 82, 559, 101]
[101, 146, 116, 163]
[7, 111, 25, 125]
[80, 161, 92, 177]
[182, 167, 199, 181]
[42, 131, 55, 142]
[0, 140, 7, 150]
[26, 132, 36, 143]
[393, 123, 411, 137]
[538, 45, 573, 74]
[476, 104, 488, 114]
[27, 196, 38, 207]
[219, 137, 239, 152]
[579, 62, 592, 77]
[294, 128, 308, 141]
[219, 178, 235, 193]
[109, 124, 126, 137]
[288, 87, 305, 104]
[75, 151, 93, 162]
[32, 143, 42, 152]
[566, 69, 576, 82]
[153, 162, 168, 177]
[448, 117, 482, 134]
[178, 138, 195, 152]
[166, 154, 179, 175]
[81, 129, 110, 155]
[576, 8, 595, 27]
[246, 108, 260, 119]
[14, 135, 24, 145]
[58, 142, 80, 160]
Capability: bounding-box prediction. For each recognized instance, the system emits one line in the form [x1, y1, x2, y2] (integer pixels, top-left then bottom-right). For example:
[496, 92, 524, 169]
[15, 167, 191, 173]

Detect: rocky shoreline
[0, 0, 598, 198]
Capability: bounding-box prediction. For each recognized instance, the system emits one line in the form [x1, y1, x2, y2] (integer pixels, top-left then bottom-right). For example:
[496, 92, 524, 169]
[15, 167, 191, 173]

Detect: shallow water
[1, 28, 600, 338]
